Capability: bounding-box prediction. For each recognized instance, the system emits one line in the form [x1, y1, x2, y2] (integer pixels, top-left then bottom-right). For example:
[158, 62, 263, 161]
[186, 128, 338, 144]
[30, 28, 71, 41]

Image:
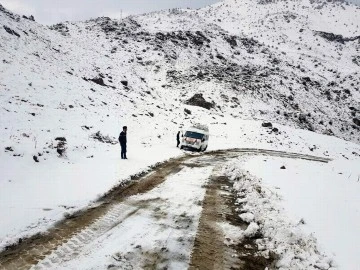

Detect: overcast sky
[1, 0, 219, 25]
[1, 0, 359, 25]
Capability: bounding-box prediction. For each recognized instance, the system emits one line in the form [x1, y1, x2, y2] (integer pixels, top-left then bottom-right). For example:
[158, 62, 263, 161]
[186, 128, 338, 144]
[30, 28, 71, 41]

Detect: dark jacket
[177, 132, 180, 141]
[119, 131, 127, 145]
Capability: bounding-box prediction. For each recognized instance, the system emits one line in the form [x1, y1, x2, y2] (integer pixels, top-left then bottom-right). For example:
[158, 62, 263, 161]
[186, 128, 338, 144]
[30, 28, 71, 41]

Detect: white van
[180, 124, 209, 152]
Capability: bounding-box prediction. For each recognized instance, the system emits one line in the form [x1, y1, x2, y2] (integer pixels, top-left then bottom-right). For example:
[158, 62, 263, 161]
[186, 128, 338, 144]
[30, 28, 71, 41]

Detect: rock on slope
[0, 0, 359, 163]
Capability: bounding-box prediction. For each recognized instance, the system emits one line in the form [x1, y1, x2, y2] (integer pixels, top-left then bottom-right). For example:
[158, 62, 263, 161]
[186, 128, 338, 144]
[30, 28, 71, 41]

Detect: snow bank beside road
[221, 154, 360, 270]
[223, 163, 336, 270]
[241, 156, 360, 270]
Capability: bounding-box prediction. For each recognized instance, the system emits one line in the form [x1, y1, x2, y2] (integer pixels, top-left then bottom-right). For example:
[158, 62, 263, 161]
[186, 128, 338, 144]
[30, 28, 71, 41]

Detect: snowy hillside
[1, 0, 360, 154]
[0, 0, 360, 268]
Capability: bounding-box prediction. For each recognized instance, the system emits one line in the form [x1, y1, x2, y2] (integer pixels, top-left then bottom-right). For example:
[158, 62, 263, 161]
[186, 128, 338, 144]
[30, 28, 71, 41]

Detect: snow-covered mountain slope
[1, 0, 359, 156]
[136, 0, 360, 141]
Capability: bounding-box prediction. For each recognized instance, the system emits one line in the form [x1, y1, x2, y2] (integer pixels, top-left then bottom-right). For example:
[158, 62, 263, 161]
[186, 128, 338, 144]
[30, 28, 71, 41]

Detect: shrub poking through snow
[5, 146, 13, 152]
[55, 137, 67, 156]
[90, 131, 117, 144]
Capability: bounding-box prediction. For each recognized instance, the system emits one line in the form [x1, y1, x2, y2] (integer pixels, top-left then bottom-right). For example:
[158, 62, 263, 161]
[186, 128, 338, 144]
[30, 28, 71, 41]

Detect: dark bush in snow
[55, 137, 67, 156]
[90, 131, 117, 144]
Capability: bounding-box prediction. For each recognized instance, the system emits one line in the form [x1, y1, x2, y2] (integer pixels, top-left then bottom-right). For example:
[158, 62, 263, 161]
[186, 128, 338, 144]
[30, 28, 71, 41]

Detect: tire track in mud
[0, 149, 330, 270]
[189, 174, 241, 270]
[31, 205, 140, 270]
[0, 156, 189, 270]
[189, 175, 277, 270]
[219, 148, 331, 163]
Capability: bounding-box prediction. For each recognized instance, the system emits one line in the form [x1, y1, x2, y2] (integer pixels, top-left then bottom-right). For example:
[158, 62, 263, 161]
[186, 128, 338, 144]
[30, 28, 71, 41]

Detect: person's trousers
[177, 140, 180, 147]
[120, 144, 127, 159]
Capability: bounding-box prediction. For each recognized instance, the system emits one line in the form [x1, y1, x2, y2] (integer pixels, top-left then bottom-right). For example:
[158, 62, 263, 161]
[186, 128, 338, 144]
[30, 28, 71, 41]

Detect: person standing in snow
[119, 126, 127, 159]
[176, 131, 181, 148]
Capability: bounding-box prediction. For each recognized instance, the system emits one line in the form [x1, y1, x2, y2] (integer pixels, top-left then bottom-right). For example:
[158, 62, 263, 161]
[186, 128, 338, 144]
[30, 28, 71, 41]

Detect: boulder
[262, 122, 272, 128]
[353, 118, 360, 126]
[185, 93, 215, 110]
[3, 26, 20, 37]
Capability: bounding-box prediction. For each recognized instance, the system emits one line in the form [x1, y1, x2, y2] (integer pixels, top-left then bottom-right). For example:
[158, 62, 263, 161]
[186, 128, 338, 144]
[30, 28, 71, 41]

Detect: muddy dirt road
[0, 149, 330, 270]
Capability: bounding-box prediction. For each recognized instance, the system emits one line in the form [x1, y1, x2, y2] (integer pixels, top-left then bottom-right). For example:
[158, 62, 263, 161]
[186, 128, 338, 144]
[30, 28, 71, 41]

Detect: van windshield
[184, 131, 203, 139]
